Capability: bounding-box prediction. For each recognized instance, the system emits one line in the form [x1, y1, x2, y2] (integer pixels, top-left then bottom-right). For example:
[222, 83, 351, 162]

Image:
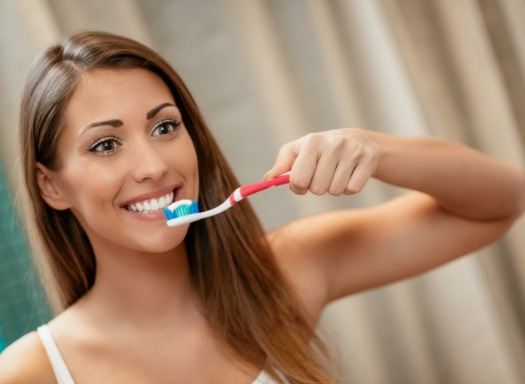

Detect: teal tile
[0, 161, 51, 346]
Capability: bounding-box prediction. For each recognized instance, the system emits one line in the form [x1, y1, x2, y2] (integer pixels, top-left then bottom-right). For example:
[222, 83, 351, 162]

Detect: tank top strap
[36, 324, 76, 384]
[253, 370, 276, 383]
[253, 363, 290, 383]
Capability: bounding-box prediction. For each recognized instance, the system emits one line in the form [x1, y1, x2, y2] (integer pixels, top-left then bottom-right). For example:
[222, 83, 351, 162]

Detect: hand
[262, 128, 382, 195]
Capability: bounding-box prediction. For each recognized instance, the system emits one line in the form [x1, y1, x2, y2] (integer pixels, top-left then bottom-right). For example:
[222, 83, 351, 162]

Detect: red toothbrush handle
[239, 172, 290, 198]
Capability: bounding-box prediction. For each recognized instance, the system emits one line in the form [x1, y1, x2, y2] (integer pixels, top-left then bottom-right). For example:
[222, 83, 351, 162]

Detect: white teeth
[151, 199, 159, 210]
[126, 190, 175, 213]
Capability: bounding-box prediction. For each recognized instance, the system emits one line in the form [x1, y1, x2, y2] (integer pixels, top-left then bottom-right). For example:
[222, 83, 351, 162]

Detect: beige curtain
[1, 0, 524, 382]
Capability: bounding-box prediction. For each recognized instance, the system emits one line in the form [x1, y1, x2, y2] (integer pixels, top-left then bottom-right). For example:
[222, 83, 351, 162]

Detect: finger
[328, 159, 355, 195]
[263, 142, 298, 180]
[309, 150, 340, 195]
[289, 139, 318, 195]
[344, 161, 374, 195]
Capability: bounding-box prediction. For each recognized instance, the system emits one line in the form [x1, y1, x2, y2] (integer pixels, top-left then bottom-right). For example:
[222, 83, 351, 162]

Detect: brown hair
[17, 30, 339, 383]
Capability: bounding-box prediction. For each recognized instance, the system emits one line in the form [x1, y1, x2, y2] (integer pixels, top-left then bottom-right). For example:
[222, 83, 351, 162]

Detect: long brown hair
[17, 30, 339, 383]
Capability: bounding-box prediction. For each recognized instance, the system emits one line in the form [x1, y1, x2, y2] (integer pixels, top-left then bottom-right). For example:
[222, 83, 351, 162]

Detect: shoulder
[0, 330, 55, 383]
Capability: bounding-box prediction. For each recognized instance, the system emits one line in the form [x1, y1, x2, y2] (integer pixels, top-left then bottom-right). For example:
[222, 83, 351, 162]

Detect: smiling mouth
[122, 187, 181, 214]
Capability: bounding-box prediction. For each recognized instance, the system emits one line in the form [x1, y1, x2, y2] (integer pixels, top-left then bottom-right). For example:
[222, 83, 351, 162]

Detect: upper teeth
[127, 191, 175, 212]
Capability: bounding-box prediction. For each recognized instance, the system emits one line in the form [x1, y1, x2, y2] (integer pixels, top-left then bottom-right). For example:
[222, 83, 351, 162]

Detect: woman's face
[37, 67, 199, 253]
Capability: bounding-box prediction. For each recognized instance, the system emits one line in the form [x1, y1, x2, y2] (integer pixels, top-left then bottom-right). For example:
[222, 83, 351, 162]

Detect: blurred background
[1, 0, 525, 383]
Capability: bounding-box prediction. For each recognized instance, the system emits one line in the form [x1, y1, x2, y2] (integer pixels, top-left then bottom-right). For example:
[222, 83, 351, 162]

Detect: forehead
[64, 67, 175, 129]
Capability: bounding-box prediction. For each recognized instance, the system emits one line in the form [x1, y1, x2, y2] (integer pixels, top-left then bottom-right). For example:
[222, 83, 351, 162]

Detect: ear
[35, 162, 71, 210]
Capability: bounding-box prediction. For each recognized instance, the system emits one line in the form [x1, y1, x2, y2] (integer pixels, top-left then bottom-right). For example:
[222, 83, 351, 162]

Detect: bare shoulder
[266, 222, 328, 328]
[0, 330, 55, 384]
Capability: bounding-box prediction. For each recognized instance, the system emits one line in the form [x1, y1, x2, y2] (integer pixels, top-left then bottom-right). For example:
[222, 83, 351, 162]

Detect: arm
[264, 128, 525, 305]
[369, 131, 525, 220]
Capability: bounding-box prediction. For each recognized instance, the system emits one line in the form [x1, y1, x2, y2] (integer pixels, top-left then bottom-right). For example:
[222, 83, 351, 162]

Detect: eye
[88, 136, 121, 155]
[152, 119, 181, 137]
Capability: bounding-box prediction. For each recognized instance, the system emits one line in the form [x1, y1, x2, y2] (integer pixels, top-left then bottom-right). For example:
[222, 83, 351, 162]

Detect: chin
[133, 227, 189, 254]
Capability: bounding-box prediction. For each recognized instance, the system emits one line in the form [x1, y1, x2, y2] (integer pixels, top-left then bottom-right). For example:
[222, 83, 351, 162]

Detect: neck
[76, 236, 206, 333]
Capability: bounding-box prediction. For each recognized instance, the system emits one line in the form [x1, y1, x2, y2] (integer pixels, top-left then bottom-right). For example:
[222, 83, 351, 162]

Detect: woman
[0, 30, 523, 384]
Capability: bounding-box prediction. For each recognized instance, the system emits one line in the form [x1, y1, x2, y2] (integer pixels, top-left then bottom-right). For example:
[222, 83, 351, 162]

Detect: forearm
[368, 130, 525, 221]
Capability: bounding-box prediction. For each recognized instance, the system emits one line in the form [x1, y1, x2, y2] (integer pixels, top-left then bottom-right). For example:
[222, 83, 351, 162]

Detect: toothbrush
[163, 171, 291, 227]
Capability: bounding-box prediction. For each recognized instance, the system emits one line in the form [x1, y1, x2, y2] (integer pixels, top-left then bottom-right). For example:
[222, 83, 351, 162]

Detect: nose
[131, 140, 169, 183]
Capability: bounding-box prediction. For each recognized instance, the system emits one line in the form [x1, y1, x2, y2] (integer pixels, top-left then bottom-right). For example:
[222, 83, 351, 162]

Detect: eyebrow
[78, 102, 177, 138]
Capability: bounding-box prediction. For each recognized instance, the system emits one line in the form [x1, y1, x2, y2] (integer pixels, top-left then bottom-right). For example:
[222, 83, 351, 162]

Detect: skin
[32, 68, 248, 382]
[36, 67, 205, 331]
[1, 67, 524, 383]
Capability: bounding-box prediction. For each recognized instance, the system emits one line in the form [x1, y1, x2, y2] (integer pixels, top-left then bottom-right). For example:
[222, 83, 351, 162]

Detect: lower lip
[120, 188, 181, 222]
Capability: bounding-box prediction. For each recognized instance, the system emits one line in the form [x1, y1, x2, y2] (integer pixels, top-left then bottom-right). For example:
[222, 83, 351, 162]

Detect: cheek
[63, 161, 123, 214]
[165, 132, 199, 180]
[181, 137, 200, 199]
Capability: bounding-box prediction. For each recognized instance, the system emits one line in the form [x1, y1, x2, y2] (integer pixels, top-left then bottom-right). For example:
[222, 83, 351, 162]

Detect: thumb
[263, 143, 297, 180]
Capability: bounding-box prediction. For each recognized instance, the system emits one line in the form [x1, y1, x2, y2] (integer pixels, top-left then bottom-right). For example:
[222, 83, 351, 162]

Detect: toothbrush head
[163, 199, 200, 221]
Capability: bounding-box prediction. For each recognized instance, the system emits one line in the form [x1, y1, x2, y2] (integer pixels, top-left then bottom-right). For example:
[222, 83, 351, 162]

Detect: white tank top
[36, 324, 287, 383]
